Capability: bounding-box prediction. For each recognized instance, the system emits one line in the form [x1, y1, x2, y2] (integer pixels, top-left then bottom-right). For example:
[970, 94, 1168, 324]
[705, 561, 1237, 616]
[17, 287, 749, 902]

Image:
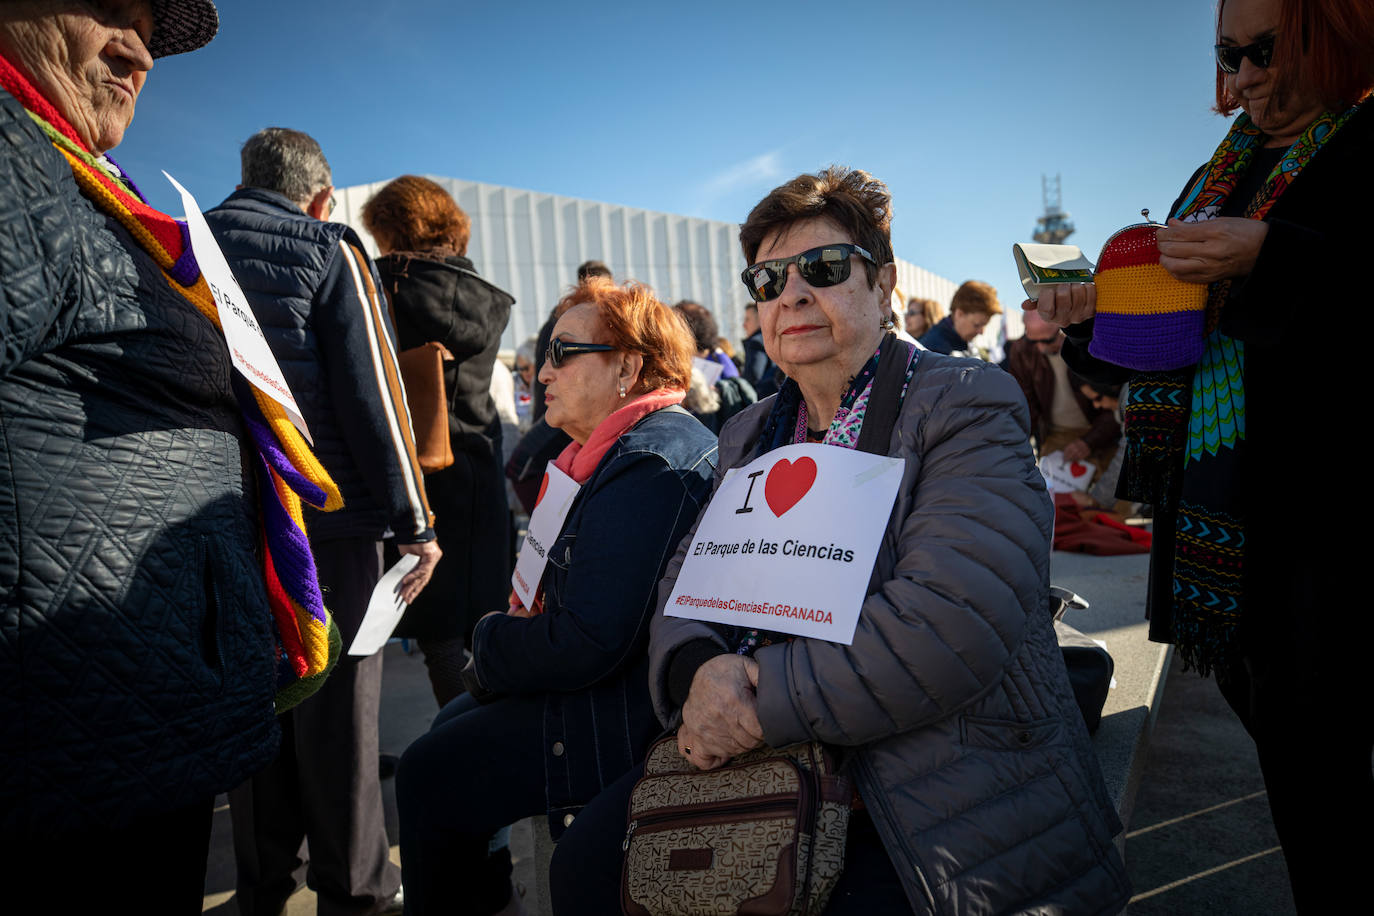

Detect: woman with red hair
[363, 175, 514, 708]
[1031, 0, 1374, 907]
[395, 278, 717, 915]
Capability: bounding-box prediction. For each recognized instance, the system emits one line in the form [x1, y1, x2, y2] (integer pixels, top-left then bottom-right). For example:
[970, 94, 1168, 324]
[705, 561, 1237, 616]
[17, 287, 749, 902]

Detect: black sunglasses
[741, 243, 877, 303]
[546, 338, 616, 369]
[1214, 35, 1274, 74]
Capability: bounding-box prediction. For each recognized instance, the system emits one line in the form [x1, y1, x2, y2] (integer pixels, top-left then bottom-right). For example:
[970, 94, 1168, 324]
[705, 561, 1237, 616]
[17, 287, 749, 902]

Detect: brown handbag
[621, 735, 851, 916]
[396, 341, 455, 474]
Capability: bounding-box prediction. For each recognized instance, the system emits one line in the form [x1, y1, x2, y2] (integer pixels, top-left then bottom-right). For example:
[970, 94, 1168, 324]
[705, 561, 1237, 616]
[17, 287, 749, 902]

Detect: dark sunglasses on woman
[546, 338, 616, 368]
[741, 243, 877, 303]
[1214, 35, 1274, 73]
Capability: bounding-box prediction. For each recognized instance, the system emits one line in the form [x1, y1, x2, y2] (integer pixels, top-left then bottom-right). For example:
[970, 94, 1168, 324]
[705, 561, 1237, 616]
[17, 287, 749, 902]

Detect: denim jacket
[471, 405, 716, 834]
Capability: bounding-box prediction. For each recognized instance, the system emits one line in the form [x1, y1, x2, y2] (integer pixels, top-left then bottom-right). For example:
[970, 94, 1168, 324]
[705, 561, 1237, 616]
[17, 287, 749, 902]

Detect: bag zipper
[623, 789, 807, 851]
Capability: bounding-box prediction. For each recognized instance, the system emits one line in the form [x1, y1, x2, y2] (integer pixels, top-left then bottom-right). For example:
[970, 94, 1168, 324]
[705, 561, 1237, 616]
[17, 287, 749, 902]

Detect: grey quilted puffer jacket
[649, 354, 1130, 914]
[1, 91, 278, 834]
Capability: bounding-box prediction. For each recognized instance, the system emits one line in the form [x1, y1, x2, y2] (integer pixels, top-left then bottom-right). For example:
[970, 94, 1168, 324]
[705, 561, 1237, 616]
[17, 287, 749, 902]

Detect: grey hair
[239, 128, 331, 207]
[515, 336, 538, 366]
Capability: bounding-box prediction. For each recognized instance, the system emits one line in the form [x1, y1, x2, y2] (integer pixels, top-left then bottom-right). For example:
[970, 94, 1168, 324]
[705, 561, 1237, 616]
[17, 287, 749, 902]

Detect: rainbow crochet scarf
[1119, 104, 1358, 675]
[1, 55, 344, 701]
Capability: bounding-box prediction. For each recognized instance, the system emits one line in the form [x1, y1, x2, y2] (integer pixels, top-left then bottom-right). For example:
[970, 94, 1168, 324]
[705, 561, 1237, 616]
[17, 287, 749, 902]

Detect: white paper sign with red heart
[1038, 449, 1095, 494]
[664, 443, 904, 644]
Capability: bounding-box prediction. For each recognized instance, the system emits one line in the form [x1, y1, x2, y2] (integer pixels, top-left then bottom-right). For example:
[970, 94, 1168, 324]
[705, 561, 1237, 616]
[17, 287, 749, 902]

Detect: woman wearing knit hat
[1, 3, 342, 908]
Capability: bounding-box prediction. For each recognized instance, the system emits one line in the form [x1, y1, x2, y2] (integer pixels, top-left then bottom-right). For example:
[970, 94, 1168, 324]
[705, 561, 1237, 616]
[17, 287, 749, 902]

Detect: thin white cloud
[696, 150, 785, 204]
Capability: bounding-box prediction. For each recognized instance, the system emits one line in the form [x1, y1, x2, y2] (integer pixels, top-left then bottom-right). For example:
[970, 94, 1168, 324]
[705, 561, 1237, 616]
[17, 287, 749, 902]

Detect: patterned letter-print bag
[621, 736, 852, 915]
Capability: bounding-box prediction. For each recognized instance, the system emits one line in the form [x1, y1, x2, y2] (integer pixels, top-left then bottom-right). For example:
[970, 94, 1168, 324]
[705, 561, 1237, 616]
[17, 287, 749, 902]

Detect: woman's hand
[1022, 283, 1096, 329]
[397, 539, 442, 604]
[1156, 217, 1268, 284]
[678, 655, 764, 770]
[507, 600, 537, 619]
[1061, 439, 1091, 462]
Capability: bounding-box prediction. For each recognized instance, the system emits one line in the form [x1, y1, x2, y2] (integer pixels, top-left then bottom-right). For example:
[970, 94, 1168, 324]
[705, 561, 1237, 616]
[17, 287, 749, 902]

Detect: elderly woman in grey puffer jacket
[547, 167, 1130, 916]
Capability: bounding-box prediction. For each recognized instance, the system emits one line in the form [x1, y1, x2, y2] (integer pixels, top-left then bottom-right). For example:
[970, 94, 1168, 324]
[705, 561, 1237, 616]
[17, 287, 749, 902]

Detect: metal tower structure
[1032, 174, 1075, 244]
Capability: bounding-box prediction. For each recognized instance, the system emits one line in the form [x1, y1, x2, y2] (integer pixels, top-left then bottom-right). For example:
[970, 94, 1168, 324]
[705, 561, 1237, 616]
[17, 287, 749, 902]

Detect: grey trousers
[230, 537, 400, 915]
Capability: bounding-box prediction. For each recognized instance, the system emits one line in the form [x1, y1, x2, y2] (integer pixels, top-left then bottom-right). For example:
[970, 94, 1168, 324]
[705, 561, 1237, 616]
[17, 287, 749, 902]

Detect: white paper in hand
[348, 554, 420, 656]
[164, 171, 313, 443]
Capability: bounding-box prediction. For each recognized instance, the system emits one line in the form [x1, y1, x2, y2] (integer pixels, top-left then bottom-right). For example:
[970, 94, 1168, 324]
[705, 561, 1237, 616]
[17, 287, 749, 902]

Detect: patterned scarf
[1120, 105, 1357, 674]
[739, 333, 918, 654]
[1, 55, 344, 701]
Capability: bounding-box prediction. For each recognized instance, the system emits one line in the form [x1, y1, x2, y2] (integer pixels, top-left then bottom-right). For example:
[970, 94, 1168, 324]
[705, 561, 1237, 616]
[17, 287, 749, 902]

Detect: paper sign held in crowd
[511, 465, 581, 608]
[165, 172, 313, 443]
[1039, 449, 1095, 493]
[665, 444, 904, 644]
[692, 356, 724, 387]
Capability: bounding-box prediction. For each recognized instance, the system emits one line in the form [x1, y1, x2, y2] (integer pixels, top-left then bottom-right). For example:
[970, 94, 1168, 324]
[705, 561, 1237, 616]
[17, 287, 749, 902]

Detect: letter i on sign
[736, 469, 764, 514]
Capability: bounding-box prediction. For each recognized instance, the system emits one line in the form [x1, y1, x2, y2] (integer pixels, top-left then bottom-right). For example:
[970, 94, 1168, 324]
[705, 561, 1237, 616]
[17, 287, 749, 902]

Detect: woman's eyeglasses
[1214, 35, 1274, 74]
[740, 243, 877, 303]
[546, 339, 616, 369]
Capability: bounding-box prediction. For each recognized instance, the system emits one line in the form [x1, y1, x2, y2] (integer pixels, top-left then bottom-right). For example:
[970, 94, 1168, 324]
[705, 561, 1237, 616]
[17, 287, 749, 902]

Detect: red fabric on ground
[1052, 492, 1152, 555]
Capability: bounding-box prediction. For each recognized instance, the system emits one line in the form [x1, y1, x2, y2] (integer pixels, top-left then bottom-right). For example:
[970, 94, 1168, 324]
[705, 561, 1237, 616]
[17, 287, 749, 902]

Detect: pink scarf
[510, 389, 685, 615]
[553, 389, 686, 483]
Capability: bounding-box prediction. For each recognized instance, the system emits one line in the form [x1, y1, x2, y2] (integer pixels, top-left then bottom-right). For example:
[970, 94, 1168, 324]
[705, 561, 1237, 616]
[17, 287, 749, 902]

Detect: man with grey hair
[206, 128, 439, 916]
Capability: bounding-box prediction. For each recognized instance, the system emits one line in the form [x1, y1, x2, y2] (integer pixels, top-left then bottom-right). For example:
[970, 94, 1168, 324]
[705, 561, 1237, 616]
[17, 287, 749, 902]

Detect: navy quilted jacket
[205, 190, 434, 545]
[0, 91, 279, 834]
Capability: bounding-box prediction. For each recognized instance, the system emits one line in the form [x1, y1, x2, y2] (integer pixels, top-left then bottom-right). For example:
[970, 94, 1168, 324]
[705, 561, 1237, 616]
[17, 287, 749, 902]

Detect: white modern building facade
[336, 176, 960, 352]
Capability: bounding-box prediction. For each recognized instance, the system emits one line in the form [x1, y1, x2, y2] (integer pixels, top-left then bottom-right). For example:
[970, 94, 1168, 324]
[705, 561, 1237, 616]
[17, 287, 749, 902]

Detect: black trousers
[230, 536, 400, 915]
[1216, 639, 1374, 913]
[549, 762, 912, 915]
[396, 692, 548, 915]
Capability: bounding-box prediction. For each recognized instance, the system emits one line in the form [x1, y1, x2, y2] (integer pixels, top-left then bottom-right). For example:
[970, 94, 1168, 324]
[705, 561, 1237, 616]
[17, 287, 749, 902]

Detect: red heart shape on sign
[1069, 462, 1088, 477]
[534, 472, 550, 507]
[765, 457, 817, 517]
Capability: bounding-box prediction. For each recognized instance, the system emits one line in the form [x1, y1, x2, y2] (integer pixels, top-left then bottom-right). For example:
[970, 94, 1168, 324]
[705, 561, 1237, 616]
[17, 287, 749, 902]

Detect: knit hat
[149, 0, 219, 58]
[1088, 223, 1207, 371]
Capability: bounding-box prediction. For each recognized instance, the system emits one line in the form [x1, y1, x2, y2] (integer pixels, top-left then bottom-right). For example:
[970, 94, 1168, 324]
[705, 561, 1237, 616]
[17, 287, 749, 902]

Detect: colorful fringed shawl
[0, 54, 344, 701]
[1120, 105, 1357, 675]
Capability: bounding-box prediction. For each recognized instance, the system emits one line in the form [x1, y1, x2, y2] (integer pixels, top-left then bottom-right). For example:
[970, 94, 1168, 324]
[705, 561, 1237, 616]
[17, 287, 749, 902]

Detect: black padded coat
[0, 90, 278, 835]
[374, 252, 514, 640]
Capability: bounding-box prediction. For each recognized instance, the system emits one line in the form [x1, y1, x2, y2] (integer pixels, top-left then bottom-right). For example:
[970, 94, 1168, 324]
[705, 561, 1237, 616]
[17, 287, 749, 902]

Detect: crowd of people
[2, 0, 1371, 914]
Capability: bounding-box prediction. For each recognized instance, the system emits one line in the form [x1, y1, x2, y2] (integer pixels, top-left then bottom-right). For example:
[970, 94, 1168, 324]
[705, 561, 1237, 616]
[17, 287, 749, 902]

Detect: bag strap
[854, 333, 908, 456]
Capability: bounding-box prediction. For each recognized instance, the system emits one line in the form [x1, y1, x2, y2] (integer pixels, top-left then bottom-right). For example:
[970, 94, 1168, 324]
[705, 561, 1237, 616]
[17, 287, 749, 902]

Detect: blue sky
[116, 0, 1227, 323]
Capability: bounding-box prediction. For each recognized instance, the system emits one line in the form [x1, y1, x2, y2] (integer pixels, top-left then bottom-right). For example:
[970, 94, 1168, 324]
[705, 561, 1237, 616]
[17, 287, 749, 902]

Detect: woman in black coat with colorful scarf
[1029, 0, 1374, 908]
